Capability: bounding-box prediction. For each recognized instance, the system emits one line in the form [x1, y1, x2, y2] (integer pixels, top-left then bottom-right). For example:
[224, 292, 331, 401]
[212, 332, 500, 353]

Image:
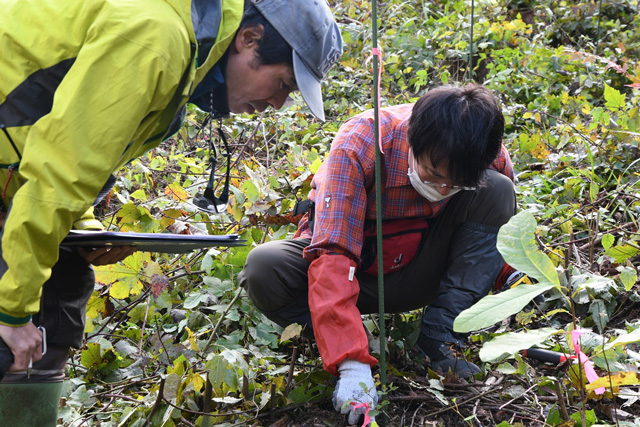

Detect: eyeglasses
[419, 180, 476, 191]
[409, 149, 476, 191]
[192, 115, 231, 214]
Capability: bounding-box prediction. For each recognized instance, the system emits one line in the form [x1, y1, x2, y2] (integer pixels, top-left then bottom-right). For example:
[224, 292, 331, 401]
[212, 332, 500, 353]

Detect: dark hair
[407, 85, 504, 187]
[239, 1, 293, 66]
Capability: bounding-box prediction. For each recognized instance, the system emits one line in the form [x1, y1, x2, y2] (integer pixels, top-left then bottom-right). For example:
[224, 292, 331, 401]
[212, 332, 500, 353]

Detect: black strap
[292, 199, 315, 233]
[0, 124, 22, 161]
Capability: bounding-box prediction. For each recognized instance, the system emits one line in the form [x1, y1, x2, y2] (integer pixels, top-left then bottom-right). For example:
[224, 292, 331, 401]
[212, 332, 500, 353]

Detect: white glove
[332, 359, 378, 425]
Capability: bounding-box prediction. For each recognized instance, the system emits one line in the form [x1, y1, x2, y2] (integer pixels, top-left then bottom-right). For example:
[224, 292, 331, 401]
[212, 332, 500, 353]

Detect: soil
[260, 298, 640, 427]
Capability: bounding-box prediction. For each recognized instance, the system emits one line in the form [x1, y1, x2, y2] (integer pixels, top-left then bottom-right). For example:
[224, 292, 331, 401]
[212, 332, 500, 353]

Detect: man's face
[225, 26, 298, 115]
[413, 153, 457, 197]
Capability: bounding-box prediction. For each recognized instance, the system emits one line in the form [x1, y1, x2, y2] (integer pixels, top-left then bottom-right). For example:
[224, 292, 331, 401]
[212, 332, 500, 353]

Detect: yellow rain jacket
[0, 0, 243, 325]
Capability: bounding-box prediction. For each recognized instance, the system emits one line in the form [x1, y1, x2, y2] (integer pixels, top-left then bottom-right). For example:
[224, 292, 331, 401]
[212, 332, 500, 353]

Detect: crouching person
[239, 85, 521, 425]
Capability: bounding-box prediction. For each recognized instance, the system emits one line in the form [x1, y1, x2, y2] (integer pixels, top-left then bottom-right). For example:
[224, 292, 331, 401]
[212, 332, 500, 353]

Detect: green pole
[468, 0, 475, 81]
[595, 0, 603, 55]
[371, 0, 387, 425]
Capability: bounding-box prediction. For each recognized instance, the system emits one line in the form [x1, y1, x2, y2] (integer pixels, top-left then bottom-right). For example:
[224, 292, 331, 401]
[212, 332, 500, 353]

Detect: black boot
[417, 334, 480, 378]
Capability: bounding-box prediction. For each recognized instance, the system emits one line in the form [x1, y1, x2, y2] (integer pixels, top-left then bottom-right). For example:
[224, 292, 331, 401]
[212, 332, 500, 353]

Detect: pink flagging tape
[351, 401, 372, 426]
[372, 48, 383, 154]
[572, 329, 605, 395]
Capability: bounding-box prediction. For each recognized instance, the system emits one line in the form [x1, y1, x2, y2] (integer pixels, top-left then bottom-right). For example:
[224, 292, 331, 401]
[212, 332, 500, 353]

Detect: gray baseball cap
[252, 0, 343, 121]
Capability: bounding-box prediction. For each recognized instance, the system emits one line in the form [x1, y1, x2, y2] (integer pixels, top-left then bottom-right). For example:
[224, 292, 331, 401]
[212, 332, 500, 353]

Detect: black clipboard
[62, 230, 246, 254]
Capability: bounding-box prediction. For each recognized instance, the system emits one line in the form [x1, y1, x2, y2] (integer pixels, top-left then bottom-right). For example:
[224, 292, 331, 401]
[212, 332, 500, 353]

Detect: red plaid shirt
[297, 103, 514, 263]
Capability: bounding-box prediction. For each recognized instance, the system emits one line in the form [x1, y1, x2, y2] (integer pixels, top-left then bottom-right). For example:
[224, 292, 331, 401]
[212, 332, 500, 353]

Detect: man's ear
[233, 24, 264, 52]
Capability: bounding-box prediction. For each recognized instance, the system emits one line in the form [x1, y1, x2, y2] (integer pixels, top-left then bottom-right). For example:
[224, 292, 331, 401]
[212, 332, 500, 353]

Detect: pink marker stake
[572, 330, 605, 395]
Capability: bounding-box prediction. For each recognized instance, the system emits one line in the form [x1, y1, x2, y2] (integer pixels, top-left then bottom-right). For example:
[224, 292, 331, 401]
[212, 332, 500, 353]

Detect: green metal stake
[595, 0, 603, 55]
[468, 0, 475, 81]
[371, 0, 387, 425]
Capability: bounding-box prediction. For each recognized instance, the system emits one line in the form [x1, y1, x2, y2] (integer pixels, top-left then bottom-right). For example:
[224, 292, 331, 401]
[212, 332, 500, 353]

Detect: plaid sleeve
[303, 119, 375, 263]
[489, 144, 515, 182]
[303, 148, 368, 262]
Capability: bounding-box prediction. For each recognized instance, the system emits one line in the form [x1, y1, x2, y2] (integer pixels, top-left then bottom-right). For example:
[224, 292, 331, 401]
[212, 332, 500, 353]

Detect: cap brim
[293, 52, 325, 121]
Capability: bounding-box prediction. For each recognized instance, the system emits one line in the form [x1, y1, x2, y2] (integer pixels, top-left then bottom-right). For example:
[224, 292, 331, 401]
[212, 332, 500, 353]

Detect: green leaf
[454, 282, 555, 333]
[619, 266, 637, 291]
[242, 180, 260, 203]
[589, 299, 609, 333]
[226, 245, 252, 267]
[86, 293, 107, 320]
[117, 203, 141, 223]
[604, 327, 640, 351]
[81, 343, 103, 368]
[571, 409, 596, 427]
[309, 157, 323, 174]
[497, 211, 560, 285]
[479, 328, 557, 362]
[163, 373, 182, 401]
[601, 233, 615, 250]
[206, 355, 238, 393]
[110, 281, 132, 299]
[184, 293, 207, 309]
[129, 189, 147, 201]
[589, 181, 598, 202]
[604, 83, 625, 109]
[496, 362, 517, 374]
[605, 244, 640, 263]
[128, 303, 153, 323]
[144, 261, 163, 277]
[95, 263, 139, 285]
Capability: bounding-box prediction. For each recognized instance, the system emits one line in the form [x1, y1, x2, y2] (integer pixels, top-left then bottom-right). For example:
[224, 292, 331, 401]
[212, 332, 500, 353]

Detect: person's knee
[240, 245, 279, 309]
[240, 241, 308, 313]
[469, 170, 516, 226]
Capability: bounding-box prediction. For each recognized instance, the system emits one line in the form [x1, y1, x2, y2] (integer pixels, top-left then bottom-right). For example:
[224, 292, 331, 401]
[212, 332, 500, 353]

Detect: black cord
[216, 121, 230, 204]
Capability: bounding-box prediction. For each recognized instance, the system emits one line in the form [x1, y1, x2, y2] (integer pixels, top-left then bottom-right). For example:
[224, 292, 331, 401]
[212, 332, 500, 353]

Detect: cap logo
[318, 46, 341, 75]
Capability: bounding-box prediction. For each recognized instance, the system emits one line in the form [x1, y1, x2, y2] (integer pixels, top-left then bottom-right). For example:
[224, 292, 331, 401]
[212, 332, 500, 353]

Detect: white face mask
[407, 150, 460, 202]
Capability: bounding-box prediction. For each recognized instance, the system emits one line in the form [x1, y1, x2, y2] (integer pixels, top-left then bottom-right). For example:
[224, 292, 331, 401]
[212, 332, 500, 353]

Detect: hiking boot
[416, 335, 480, 378]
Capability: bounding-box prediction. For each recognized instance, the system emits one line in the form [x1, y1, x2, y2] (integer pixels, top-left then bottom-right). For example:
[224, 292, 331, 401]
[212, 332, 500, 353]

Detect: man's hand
[76, 246, 135, 266]
[0, 323, 43, 371]
[332, 359, 378, 426]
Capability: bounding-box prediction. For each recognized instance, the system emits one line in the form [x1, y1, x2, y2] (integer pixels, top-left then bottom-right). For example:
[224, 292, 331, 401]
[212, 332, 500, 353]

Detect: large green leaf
[604, 327, 640, 351]
[604, 83, 626, 110]
[479, 327, 558, 362]
[453, 282, 555, 333]
[497, 211, 560, 286]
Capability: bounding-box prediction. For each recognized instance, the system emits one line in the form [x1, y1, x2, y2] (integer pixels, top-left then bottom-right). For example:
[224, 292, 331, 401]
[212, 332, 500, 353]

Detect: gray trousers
[239, 169, 516, 344]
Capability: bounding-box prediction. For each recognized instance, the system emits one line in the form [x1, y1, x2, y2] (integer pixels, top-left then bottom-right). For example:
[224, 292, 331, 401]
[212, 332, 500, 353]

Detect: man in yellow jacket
[0, 0, 342, 423]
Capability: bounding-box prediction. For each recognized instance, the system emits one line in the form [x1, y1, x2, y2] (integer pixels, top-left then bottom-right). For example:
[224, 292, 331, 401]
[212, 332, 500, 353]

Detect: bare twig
[554, 379, 570, 422]
[141, 376, 165, 427]
[284, 346, 298, 397]
[139, 294, 151, 354]
[202, 287, 244, 353]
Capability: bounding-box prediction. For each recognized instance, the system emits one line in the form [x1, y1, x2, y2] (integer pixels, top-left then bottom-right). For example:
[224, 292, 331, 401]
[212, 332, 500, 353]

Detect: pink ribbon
[351, 401, 372, 427]
[571, 330, 605, 395]
[371, 48, 384, 154]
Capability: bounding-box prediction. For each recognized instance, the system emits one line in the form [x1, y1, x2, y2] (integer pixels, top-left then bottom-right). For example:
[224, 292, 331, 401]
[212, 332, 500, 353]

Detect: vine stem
[202, 287, 244, 353]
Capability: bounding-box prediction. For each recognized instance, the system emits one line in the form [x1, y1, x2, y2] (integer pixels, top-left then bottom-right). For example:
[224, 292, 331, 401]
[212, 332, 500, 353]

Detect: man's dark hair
[239, 1, 293, 66]
[407, 85, 504, 187]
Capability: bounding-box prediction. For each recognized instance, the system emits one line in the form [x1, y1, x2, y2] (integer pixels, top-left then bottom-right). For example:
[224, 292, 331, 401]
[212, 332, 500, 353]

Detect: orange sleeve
[308, 254, 378, 375]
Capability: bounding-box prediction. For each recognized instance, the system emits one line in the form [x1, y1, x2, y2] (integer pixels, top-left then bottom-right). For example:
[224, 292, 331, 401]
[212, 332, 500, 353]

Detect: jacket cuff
[73, 207, 104, 231]
[0, 311, 32, 327]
